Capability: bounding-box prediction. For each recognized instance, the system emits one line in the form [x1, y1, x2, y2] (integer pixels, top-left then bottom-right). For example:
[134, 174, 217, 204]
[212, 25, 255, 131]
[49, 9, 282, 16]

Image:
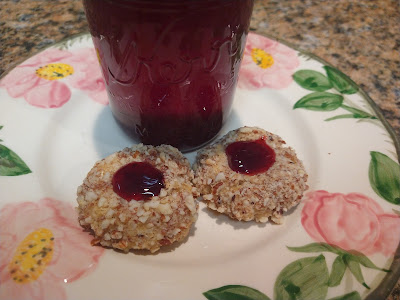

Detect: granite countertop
[0, 0, 399, 298]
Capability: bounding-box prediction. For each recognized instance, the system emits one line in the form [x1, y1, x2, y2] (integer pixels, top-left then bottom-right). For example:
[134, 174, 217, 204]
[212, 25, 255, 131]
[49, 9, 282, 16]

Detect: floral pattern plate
[0, 33, 399, 300]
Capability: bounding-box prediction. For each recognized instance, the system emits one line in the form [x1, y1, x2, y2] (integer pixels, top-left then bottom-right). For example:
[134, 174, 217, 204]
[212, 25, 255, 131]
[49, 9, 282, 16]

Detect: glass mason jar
[83, 0, 254, 152]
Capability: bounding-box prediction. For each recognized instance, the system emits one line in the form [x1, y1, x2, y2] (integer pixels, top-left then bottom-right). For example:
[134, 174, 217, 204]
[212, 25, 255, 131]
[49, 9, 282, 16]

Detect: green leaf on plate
[323, 66, 359, 94]
[287, 242, 343, 255]
[274, 254, 329, 300]
[343, 255, 370, 289]
[340, 105, 377, 119]
[0, 125, 3, 130]
[203, 285, 270, 300]
[293, 70, 333, 91]
[325, 114, 358, 121]
[328, 291, 362, 300]
[293, 92, 343, 111]
[369, 151, 400, 205]
[349, 251, 390, 272]
[0, 144, 32, 176]
[325, 105, 377, 121]
[328, 256, 347, 287]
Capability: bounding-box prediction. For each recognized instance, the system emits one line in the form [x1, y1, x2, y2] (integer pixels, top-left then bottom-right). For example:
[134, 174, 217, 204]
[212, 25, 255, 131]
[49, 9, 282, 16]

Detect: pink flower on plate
[302, 190, 400, 256]
[0, 47, 108, 108]
[0, 198, 104, 300]
[238, 32, 300, 90]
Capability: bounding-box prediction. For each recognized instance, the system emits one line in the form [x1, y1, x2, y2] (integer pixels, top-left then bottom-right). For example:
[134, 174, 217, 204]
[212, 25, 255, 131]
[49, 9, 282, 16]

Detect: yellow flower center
[35, 63, 74, 80]
[251, 48, 274, 69]
[8, 228, 54, 284]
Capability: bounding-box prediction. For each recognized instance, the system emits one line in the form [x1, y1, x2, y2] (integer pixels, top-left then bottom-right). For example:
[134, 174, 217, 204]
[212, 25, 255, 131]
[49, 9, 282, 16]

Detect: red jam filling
[225, 138, 276, 175]
[112, 162, 164, 201]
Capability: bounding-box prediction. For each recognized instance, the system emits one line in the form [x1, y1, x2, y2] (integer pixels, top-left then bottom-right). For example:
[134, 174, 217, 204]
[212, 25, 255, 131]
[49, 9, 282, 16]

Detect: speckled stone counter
[0, 0, 399, 298]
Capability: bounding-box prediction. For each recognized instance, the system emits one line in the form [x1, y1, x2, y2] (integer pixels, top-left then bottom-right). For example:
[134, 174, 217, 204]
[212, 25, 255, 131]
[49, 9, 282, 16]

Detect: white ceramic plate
[0, 33, 399, 300]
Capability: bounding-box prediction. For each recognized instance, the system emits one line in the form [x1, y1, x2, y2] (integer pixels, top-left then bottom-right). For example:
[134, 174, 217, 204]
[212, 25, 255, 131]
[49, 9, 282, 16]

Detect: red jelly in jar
[83, 0, 254, 152]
